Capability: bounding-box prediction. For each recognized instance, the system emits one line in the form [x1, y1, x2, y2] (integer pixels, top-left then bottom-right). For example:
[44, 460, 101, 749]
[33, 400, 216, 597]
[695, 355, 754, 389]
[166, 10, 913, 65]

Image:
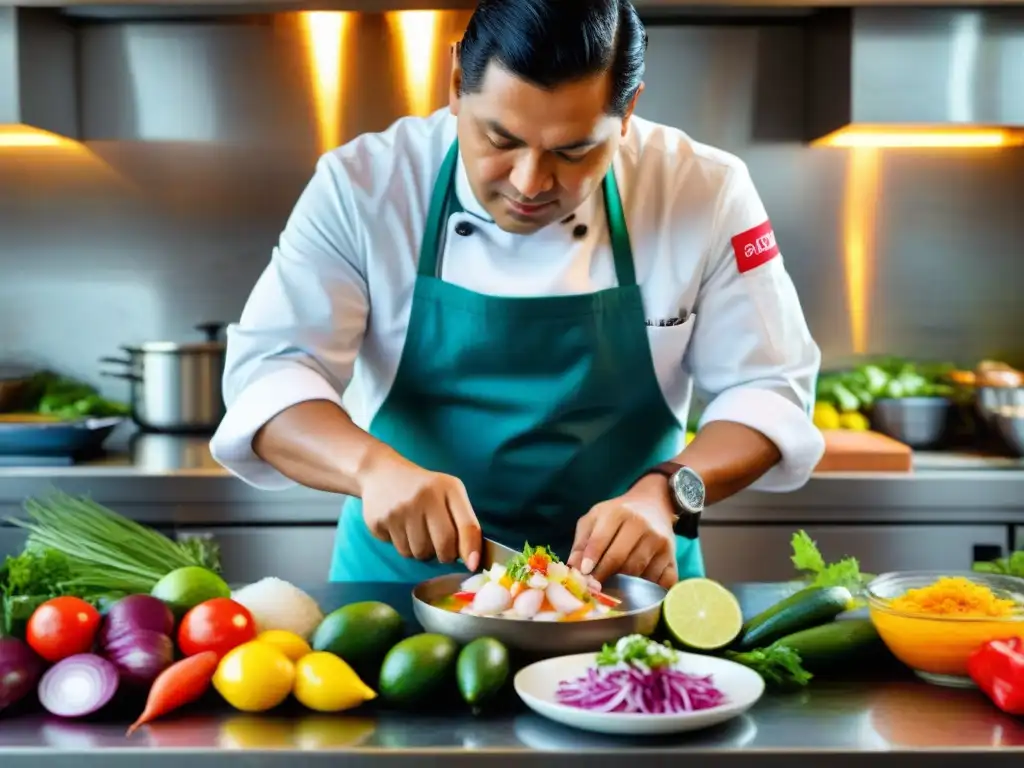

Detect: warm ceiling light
[299, 12, 351, 155]
[814, 125, 1024, 149]
[387, 11, 442, 117]
[0, 124, 76, 149]
[841, 147, 880, 355]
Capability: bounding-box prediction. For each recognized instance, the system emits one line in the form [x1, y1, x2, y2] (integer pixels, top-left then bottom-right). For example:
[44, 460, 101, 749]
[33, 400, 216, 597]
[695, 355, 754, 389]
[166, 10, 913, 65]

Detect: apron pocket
[646, 313, 697, 405]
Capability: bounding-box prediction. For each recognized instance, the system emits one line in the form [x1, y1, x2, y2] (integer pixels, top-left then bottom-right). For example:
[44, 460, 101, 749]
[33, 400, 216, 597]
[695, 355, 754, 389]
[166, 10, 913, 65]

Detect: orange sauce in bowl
[870, 607, 1024, 677]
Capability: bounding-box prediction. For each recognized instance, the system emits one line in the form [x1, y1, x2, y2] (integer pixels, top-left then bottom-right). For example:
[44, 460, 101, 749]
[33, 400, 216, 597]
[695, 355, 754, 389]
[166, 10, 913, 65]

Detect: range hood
[807, 7, 1024, 147]
[0, 7, 78, 139]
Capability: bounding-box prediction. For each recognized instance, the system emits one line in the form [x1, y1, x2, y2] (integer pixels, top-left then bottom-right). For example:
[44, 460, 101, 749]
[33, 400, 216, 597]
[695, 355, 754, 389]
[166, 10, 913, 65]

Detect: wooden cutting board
[815, 430, 913, 473]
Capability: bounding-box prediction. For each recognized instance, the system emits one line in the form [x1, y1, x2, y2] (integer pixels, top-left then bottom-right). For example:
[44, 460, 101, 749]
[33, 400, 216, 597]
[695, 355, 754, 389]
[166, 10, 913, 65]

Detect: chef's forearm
[252, 400, 402, 496]
[674, 420, 782, 504]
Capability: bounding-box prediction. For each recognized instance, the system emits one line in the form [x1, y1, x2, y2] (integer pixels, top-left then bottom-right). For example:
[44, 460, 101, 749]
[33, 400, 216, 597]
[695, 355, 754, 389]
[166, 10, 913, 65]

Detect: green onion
[7, 490, 221, 595]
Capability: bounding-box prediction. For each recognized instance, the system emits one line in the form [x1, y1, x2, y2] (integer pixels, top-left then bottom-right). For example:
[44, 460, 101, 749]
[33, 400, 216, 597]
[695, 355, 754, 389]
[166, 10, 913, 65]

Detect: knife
[480, 537, 518, 569]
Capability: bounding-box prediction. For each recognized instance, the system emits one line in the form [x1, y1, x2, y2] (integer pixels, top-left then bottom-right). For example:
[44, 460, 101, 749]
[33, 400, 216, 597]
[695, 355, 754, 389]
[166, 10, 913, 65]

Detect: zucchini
[769, 619, 881, 672]
[736, 585, 854, 651]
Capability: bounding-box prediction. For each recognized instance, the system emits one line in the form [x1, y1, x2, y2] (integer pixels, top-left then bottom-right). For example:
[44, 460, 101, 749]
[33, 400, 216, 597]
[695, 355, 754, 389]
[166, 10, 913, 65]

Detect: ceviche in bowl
[435, 544, 622, 622]
[412, 544, 667, 655]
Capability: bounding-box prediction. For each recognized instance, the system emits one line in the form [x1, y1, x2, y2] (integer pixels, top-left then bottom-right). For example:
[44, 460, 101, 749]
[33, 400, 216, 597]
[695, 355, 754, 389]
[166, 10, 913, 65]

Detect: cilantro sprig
[504, 542, 559, 583]
[596, 635, 679, 669]
[790, 530, 871, 591]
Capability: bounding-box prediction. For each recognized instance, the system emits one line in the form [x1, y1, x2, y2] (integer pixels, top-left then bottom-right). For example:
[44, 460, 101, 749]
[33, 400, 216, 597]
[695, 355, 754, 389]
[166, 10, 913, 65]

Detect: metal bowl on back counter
[870, 397, 951, 449]
[412, 573, 666, 655]
[993, 406, 1024, 458]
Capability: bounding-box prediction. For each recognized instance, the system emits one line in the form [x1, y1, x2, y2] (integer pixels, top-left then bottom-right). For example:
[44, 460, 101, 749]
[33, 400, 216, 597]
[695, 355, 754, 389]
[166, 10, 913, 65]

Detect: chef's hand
[360, 452, 482, 571]
[567, 476, 678, 588]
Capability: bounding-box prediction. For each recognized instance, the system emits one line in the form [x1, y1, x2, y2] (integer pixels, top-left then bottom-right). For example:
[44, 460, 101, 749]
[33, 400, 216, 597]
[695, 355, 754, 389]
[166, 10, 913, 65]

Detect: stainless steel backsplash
[1, 13, 1022, 398]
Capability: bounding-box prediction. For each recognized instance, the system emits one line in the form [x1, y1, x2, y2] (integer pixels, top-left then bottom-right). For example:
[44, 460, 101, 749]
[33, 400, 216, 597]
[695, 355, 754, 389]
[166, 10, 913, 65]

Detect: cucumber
[769, 619, 881, 672]
[736, 585, 854, 651]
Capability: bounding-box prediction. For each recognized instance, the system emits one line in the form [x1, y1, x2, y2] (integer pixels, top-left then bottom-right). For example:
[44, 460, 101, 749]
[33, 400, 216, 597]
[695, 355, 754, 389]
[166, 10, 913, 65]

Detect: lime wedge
[662, 578, 743, 651]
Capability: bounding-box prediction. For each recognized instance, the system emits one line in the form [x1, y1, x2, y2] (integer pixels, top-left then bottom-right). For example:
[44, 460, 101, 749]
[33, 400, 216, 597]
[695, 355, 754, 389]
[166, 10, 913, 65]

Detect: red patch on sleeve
[731, 220, 780, 274]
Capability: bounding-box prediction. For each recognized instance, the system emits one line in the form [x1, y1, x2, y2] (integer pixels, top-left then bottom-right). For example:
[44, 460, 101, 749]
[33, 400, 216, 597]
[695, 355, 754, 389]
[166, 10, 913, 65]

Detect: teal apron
[329, 140, 704, 583]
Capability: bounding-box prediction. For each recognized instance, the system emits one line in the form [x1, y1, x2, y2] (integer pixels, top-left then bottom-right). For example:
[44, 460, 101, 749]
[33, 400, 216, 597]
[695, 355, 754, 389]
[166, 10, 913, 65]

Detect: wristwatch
[633, 461, 705, 540]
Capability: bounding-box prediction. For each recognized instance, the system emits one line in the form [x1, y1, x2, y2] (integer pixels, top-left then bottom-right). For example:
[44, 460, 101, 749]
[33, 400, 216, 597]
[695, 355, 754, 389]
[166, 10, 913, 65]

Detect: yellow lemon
[813, 402, 841, 430]
[293, 651, 377, 713]
[214, 640, 296, 712]
[839, 411, 870, 431]
[257, 630, 313, 661]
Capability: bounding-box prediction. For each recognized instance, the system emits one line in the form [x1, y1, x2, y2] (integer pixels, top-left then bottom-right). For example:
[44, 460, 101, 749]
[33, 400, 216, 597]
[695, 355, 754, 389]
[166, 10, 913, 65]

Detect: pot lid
[124, 341, 226, 354]
[122, 321, 227, 354]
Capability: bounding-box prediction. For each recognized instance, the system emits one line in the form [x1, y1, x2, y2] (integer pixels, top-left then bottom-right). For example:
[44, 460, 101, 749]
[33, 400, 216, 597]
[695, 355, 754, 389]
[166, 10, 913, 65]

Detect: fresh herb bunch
[7, 490, 221, 595]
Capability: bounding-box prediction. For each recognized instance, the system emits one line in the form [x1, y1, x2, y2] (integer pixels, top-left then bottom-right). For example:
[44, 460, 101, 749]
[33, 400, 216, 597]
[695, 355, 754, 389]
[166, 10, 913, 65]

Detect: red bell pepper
[967, 637, 1024, 715]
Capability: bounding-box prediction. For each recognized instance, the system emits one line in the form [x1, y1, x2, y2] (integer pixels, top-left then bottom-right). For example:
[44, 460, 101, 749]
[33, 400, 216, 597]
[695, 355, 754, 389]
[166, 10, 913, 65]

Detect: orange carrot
[127, 651, 219, 736]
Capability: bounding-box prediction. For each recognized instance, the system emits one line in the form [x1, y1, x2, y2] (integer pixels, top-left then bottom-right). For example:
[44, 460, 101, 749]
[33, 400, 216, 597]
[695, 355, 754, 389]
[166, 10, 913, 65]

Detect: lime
[151, 566, 231, 617]
[456, 637, 509, 710]
[662, 577, 743, 651]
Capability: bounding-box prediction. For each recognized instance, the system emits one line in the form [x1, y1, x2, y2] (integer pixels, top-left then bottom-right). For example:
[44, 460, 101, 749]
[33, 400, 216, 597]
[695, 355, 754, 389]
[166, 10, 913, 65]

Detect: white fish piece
[533, 611, 560, 622]
[460, 573, 488, 593]
[546, 582, 585, 614]
[546, 562, 568, 581]
[513, 588, 545, 618]
[471, 581, 512, 615]
[459, 606, 478, 615]
[488, 564, 507, 582]
[527, 573, 548, 589]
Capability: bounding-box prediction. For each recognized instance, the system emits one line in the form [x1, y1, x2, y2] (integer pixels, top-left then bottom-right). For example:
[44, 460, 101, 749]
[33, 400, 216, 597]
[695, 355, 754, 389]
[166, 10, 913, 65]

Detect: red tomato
[26, 596, 101, 662]
[177, 598, 257, 659]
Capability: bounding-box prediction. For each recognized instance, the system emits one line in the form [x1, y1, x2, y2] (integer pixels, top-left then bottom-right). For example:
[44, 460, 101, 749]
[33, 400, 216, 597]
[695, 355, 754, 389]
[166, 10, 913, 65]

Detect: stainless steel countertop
[0, 583, 1021, 767]
[1, 433, 1023, 526]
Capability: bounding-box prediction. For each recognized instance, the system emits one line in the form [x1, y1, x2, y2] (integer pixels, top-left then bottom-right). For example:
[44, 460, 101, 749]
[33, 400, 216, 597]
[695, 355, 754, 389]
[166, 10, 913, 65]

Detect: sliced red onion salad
[38, 654, 120, 718]
[556, 664, 726, 714]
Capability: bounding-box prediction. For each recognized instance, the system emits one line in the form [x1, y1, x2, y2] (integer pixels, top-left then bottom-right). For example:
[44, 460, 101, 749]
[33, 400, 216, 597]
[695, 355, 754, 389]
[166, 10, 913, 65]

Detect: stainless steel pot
[100, 322, 227, 434]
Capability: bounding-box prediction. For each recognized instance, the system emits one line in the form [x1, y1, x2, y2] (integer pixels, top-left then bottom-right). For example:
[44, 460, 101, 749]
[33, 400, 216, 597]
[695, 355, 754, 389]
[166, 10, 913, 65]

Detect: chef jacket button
[573, 224, 588, 239]
[454, 221, 474, 237]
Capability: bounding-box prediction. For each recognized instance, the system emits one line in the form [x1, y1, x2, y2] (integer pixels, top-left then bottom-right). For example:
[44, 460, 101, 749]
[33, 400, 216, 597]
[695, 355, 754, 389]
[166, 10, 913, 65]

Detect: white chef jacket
[210, 109, 825, 493]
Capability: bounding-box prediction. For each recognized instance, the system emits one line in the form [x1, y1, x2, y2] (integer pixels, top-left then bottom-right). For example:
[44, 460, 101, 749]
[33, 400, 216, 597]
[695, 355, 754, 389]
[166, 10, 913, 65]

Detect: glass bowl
[867, 570, 1024, 688]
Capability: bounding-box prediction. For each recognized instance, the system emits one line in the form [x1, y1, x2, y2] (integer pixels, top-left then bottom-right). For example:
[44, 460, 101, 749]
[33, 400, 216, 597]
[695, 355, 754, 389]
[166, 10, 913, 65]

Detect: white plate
[514, 651, 765, 736]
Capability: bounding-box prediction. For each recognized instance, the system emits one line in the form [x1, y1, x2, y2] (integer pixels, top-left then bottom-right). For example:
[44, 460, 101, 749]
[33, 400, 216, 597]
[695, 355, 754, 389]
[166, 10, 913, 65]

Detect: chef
[210, 0, 824, 588]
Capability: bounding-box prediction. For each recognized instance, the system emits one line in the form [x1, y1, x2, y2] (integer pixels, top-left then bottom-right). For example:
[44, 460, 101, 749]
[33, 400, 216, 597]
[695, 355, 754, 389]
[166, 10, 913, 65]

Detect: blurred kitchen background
[1, 3, 1023, 583]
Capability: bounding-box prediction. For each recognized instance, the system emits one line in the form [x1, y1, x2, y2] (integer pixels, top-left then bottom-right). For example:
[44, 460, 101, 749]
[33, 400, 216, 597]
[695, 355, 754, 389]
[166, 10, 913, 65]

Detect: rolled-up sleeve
[210, 154, 369, 490]
[685, 164, 824, 491]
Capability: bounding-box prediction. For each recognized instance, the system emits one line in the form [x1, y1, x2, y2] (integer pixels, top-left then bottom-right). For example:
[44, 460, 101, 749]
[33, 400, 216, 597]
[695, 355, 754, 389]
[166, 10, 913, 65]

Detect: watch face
[671, 466, 705, 513]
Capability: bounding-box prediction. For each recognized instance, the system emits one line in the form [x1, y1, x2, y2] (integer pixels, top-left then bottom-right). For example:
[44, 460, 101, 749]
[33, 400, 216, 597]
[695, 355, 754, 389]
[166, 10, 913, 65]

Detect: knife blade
[481, 537, 518, 569]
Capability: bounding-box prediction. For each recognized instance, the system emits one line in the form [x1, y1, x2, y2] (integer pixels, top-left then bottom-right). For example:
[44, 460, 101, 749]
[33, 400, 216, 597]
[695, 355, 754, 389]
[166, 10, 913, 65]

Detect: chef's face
[450, 61, 641, 235]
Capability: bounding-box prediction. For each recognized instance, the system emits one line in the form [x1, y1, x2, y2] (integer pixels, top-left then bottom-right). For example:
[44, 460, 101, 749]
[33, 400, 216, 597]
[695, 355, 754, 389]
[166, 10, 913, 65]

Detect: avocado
[310, 601, 404, 672]
[378, 633, 458, 707]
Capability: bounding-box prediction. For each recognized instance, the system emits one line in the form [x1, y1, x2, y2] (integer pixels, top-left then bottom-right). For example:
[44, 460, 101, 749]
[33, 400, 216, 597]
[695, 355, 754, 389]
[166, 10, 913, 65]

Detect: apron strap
[602, 169, 637, 288]
[419, 140, 637, 287]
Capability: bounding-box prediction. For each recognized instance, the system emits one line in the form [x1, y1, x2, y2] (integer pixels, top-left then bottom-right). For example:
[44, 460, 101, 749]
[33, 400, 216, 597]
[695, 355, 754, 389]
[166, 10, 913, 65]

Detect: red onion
[100, 594, 175, 644]
[102, 628, 174, 687]
[0, 637, 44, 712]
[38, 654, 120, 718]
[556, 665, 727, 714]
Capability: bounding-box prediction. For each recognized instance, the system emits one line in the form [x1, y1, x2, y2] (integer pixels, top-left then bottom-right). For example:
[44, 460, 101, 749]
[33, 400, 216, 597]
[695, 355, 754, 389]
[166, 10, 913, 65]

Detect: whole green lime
[150, 566, 230, 616]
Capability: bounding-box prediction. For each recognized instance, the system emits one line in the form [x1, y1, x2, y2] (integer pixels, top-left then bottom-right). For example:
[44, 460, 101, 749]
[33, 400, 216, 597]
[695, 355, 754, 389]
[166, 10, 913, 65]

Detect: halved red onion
[38, 654, 119, 718]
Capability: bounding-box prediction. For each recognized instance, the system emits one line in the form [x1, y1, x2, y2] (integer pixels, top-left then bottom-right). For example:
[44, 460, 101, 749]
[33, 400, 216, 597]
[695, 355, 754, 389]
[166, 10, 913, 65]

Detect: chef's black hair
[457, 0, 647, 116]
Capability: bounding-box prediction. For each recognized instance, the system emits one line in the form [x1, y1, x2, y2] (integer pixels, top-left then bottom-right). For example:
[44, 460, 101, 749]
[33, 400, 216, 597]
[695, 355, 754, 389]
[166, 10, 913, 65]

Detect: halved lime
[663, 578, 743, 651]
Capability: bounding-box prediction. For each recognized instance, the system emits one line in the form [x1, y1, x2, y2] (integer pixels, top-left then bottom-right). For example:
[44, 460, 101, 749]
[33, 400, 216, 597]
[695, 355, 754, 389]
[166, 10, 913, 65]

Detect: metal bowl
[977, 386, 1024, 426]
[412, 573, 666, 656]
[870, 397, 951, 449]
[993, 411, 1024, 458]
